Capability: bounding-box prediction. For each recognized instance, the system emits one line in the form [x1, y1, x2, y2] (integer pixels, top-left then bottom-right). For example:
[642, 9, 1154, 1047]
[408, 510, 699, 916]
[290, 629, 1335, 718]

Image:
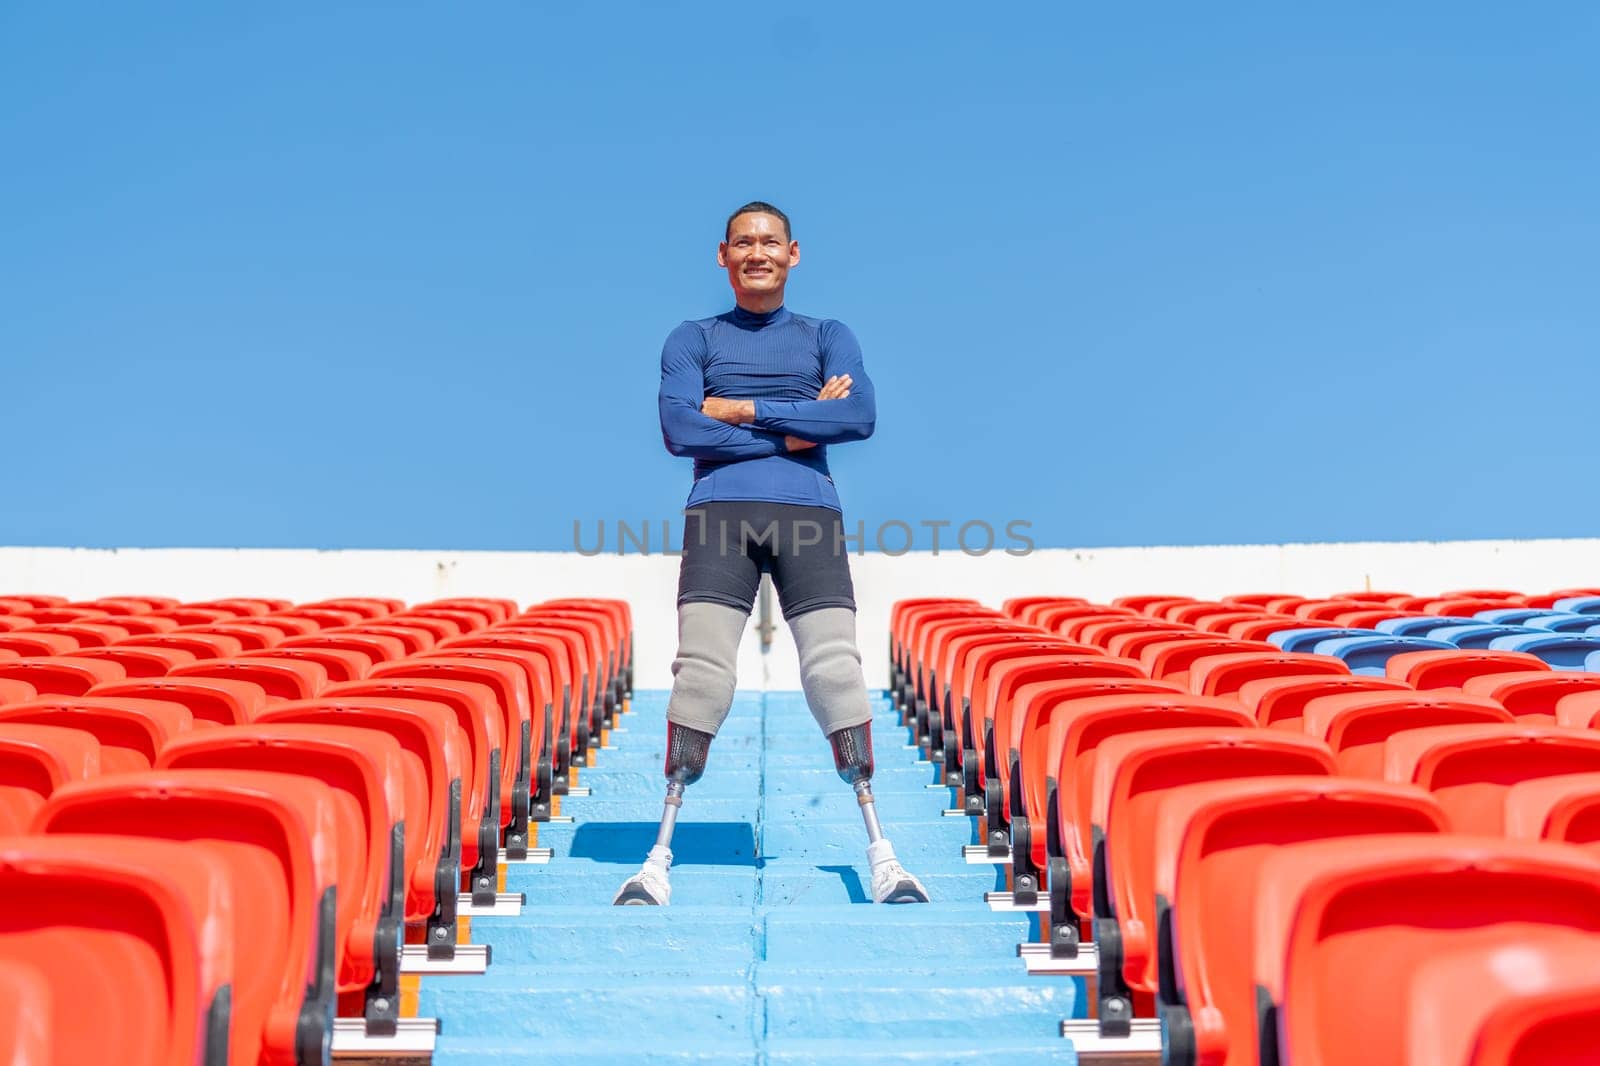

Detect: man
[613, 201, 929, 905]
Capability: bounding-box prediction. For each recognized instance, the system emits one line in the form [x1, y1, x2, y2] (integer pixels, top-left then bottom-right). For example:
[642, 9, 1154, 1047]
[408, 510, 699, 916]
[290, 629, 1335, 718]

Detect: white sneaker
[868, 839, 929, 904]
[613, 845, 673, 905]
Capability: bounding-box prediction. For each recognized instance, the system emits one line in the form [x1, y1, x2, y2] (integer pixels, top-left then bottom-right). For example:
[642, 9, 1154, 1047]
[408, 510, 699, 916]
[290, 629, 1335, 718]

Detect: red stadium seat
[1271, 838, 1600, 1066]
[1138, 638, 1276, 683]
[158, 725, 408, 1023]
[1238, 673, 1411, 730]
[327, 677, 502, 899]
[1046, 697, 1254, 952]
[1089, 729, 1337, 1020]
[171, 622, 285, 651]
[23, 622, 133, 648]
[1219, 592, 1284, 608]
[1300, 691, 1514, 777]
[1156, 779, 1446, 1064]
[0, 697, 193, 772]
[1185, 651, 1348, 697]
[1384, 648, 1550, 689]
[1000, 595, 1085, 621]
[0, 632, 85, 657]
[1403, 931, 1600, 1065]
[1104, 629, 1209, 661]
[171, 656, 330, 701]
[1223, 614, 1311, 642]
[496, 616, 607, 755]
[113, 631, 245, 659]
[281, 630, 409, 667]
[259, 697, 466, 946]
[0, 724, 101, 833]
[1464, 672, 1600, 724]
[1003, 677, 1186, 886]
[369, 657, 531, 848]
[90, 677, 268, 727]
[0, 679, 37, 706]
[37, 768, 343, 1066]
[67, 643, 198, 677]
[440, 630, 578, 792]
[0, 835, 238, 1066]
[330, 622, 438, 656]
[1383, 724, 1600, 832]
[252, 646, 373, 683]
[1073, 618, 1189, 648]
[299, 598, 406, 620]
[184, 598, 291, 617]
[1503, 773, 1600, 845]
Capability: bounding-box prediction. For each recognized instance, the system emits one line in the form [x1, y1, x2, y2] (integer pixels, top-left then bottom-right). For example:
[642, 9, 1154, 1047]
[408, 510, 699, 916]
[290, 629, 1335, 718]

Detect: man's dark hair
[725, 201, 792, 242]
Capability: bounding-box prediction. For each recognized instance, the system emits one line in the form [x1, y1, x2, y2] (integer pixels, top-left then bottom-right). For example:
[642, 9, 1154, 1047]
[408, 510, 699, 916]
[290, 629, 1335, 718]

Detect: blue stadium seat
[1488, 633, 1600, 669]
[1522, 612, 1600, 633]
[1475, 608, 1552, 626]
[1312, 635, 1455, 675]
[1554, 596, 1600, 615]
[1424, 624, 1542, 649]
[1268, 627, 1380, 653]
[1375, 616, 1467, 637]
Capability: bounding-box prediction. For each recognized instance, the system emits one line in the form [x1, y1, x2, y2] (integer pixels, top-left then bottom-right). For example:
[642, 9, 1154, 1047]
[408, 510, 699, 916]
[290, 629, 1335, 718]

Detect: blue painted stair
[421, 689, 1080, 1064]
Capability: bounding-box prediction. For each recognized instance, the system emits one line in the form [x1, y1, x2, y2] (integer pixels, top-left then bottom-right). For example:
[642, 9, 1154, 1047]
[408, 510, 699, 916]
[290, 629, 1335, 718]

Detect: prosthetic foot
[613, 722, 713, 906]
[831, 722, 929, 904]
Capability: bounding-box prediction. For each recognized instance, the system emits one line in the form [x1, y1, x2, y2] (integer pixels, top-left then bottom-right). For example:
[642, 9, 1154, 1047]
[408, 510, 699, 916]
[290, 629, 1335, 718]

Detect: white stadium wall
[2, 538, 1595, 691]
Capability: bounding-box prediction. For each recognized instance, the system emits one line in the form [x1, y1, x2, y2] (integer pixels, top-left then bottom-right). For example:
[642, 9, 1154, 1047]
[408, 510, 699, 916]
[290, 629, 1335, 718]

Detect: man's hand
[785, 436, 817, 452]
[818, 375, 852, 400]
[700, 397, 756, 425]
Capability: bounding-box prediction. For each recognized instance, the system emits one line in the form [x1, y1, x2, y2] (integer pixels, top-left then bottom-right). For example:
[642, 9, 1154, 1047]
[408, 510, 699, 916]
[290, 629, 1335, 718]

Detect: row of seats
[890, 586, 1600, 1065]
[0, 592, 631, 1066]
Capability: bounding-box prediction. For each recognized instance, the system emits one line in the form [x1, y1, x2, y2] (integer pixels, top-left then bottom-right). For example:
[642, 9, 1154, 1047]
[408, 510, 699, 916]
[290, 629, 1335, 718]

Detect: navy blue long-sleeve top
[658, 304, 876, 512]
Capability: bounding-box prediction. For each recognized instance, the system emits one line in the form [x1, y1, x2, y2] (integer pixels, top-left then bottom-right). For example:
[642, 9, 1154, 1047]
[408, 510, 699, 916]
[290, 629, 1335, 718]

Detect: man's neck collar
[730, 303, 789, 326]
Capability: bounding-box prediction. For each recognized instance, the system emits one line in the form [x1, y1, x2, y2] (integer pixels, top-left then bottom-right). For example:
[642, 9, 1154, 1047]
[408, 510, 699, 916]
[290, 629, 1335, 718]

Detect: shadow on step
[570, 821, 760, 866]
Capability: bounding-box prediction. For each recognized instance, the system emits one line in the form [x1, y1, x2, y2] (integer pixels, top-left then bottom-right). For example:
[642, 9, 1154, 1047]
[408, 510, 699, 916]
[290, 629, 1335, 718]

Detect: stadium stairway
[422, 688, 1080, 1064]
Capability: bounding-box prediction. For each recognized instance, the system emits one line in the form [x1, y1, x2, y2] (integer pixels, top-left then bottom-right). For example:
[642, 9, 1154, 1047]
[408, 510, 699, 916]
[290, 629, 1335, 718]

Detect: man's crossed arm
[701, 375, 854, 452]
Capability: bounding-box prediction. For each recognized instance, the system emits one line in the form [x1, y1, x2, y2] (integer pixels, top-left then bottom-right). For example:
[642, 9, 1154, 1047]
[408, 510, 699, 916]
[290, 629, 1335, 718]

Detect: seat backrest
[281, 630, 408, 666]
[158, 725, 405, 993]
[67, 643, 198, 677]
[1405, 931, 1600, 1066]
[369, 657, 526, 828]
[1488, 633, 1600, 668]
[171, 622, 285, 651]
[37, 769, 342, 1066]
[1238, 673, 1411, 730]
[1556, 690, 1600, 729]
[325, 677, 498, 870]
[1270, 837, 1600, 1066]
[0, 656, 127, 696]
[1011, 677, 1183, 833]
[251, 646, 373, 683]
[113, 631, 244, 659]
[1185, 651, 1348, 697]
[0, 697, 192, 772]
[1101, 743, 1344, 997]
[1313, 635, 1457, 675]
[89, 676, 268, 727]
[0, 724, 101, 833]
[1051, 700, 1255, 922]
[1384, 724, 1600, 832]
[259, 697, 463, 922]
[1094, 730, 1336, 965]
[1302, 692, 1514, 777]
[170, 656, 330, 702]
[0, 678, 37, 706]
[1425, 624, 1544, 649]
[1162, 781, 1446, 1065]
[1386, 649, 1550, 689]
[1502, 773, 1600, 845]
[1139, 638, 1277, 682]
[0, 834, 237, 1066]
[1269, 626, 1379, 652]
[1463, 671, 1600, 724]
[980, 653, 1144, 784]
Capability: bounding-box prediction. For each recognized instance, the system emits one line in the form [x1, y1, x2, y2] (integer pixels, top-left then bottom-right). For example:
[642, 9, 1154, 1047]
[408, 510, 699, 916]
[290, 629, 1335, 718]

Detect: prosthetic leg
[831, 721, 929, 904]
[613, 721, 712, 905]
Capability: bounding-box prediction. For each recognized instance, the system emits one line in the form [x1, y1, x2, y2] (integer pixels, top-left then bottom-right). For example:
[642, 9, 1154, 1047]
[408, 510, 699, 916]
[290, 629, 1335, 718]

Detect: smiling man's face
[719, 211, 799, 307]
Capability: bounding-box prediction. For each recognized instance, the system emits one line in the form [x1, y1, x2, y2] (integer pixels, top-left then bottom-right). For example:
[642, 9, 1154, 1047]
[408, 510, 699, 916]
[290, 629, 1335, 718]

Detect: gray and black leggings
[667, 502, 872, 738]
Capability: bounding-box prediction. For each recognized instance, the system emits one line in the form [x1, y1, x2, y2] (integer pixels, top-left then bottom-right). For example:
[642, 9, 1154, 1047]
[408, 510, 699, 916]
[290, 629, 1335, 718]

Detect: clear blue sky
[4, 3, 1596, 551]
